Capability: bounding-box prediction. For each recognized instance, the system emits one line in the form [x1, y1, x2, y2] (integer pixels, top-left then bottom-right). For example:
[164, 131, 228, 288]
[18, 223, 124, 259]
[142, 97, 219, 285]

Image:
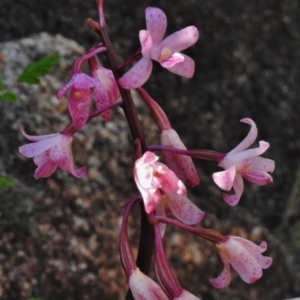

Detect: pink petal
[33, 151, 50, 166]
[19, 134, 61, 158]
[139, 30, 153, 57]
[167, 194, 205, 224]
[210, 255, 231, 288]
[159, 26, 199, 53]
[161, 129, 199, 187]
[174, 290, 200, 300]
[166, 54, 195, 78]
[49, 135, 85, 178]
[160, 52, 185, 68]
[34, 160, 57, 179]
[145, 7, 167, 45]
[229, 118, 258, 154]
[242, 171, 273, 185]
[129, 268, 168, 300]
[249, 157, 275, 173]
[92, 66, 120, 122]
[223, 173, 244, 206]
[68, 88, 92, 130]
[57, 73, 94, 99]
[212, 165, 236, 191]
[229, 141, 270, 164]
[118, 57, 153, 89]
[228, 244, 263, 284]
[20, 127, 59, 142]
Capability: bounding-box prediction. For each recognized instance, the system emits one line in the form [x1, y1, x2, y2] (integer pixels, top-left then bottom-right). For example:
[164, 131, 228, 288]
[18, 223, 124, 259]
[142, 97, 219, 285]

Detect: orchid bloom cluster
[18, 1, 274, 299]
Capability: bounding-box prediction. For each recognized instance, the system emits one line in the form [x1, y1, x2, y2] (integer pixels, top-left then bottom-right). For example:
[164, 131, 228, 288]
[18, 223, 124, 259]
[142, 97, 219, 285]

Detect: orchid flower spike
[19, 128, 85, 179]
[212, 118, 275, 206]
[210, 236, 272, 288]
[118, 7, 199, 89]
[134, 151, 204, 226]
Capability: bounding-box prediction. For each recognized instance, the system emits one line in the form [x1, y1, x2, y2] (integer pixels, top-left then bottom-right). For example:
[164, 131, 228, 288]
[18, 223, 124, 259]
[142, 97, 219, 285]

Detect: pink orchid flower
[161, 129, 200, 187]
[212, 118, 275, 206]
[57, 73, 95, 130]
[210, 236, 272, 288]
[92, 65, 120, 122]
[19, 129, 86, 179]
[118, 7, 199, 89]
[134, 151, 204, 225]
[129, 268, 168, 300]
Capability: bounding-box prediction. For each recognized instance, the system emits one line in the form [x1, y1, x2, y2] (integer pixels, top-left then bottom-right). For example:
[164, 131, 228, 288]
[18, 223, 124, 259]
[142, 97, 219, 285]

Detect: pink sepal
[223, 173, 244, 206]
[161, 129, 199, 187]
[145, 7, 167, 45]
[159, 26, 199, 53]
[174, 289, 201, 300]
[166, 54, 196, 78]
[166, 194, 205, 225]
[212, 165, 236, 191]
[93, 66, 120, 121]
[118, 56, 153, 89]
[129, 268, 168, 300]
[57, 73, 94, 99]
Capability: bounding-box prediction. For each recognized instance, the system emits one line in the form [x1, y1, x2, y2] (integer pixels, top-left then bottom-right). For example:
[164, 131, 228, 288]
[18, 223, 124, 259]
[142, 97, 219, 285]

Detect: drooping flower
[210, 236, 272, 288]
[129, 268, 169, 300]
[161, 129, 200, 187]
[92, 65, 120, 121]
[212, 118, 275, 206]
[119, 7, 199, 89]
[19, 129, 86, 179]
[57, 73, 95, 130]
[134, 151, 204, 224]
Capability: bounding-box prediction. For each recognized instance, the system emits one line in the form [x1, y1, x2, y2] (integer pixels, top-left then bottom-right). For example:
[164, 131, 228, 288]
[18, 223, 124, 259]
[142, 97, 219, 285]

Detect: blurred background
[0, 0, 299, 299]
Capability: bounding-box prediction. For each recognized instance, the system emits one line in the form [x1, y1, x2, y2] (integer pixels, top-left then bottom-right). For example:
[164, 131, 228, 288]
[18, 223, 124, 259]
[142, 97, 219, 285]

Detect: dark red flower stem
[87, 13, 154, 300]
[148, 145, 226, 162]
[152, 215, 228, 244]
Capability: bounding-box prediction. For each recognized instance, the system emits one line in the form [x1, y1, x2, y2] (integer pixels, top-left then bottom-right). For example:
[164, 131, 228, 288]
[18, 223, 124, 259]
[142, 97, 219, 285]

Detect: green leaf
[0, 76, 4, 91]
[17, 54, 61, 84]
[0, 177, 13, 188]
[0, 92, 18, 102]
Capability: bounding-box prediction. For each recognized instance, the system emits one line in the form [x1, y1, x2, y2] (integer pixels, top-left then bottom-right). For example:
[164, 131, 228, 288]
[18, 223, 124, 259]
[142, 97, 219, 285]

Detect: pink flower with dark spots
[19, 129, 86, 179]
[161, 129, 200, 187]
[212, 118, 275, 206]
[210, 236, 272, 288]
[57, 73, 95, 130]
[134, 152, 204, 225]
[119, 7, 199, 89]
[92, 66, 120, 122]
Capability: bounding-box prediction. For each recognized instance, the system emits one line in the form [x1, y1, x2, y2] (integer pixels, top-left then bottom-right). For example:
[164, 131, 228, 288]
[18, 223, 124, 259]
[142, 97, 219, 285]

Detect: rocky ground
[1, 0, 300, 299]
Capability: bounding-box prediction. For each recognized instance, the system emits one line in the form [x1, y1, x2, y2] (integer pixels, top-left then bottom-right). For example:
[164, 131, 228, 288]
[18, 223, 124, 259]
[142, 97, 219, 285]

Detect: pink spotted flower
[119, 7, 199, 89]
[19, 129, 86, 179]
[134, 151, 204, 225]
[57, 73, 95, 130]
[210, 236, 272, 288]
[212, 118, 275, 206]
